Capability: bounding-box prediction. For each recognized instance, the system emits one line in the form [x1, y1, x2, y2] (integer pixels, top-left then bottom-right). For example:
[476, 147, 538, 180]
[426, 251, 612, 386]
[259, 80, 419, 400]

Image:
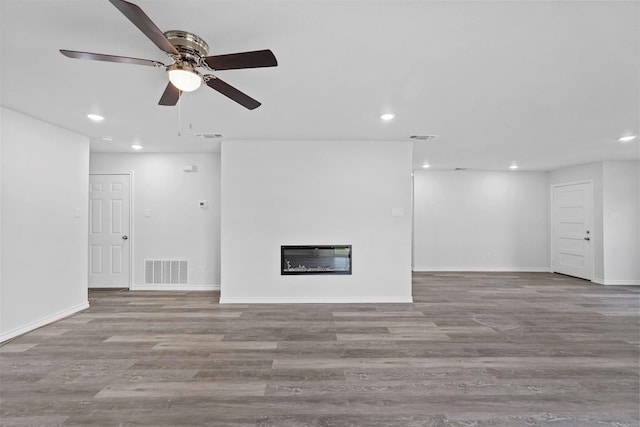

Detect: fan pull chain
[185, 91, 192, 130]
[177, 93, 182, 136]
[176, 92, 194, 136]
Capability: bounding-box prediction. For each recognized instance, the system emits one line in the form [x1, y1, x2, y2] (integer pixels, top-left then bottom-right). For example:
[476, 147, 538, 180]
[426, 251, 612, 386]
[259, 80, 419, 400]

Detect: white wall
[413, 170, 549, 271]
[602, 161, 640, 285]
[89, 153, 220, 290]
[220, 140, 413, 303]
[1, 107, 89, 342]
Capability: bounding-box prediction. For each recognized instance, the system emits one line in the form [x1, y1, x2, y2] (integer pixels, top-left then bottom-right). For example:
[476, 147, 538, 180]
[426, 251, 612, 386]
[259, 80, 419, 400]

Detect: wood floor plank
[94, 381, 266, 399]
[103, 334, 225, 343]
[336, 332, 451, 341]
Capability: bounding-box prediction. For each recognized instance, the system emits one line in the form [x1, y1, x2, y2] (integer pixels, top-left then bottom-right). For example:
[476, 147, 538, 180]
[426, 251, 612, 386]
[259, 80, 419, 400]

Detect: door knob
[122, 235, 128, 240]
[584, 237, 590, 241]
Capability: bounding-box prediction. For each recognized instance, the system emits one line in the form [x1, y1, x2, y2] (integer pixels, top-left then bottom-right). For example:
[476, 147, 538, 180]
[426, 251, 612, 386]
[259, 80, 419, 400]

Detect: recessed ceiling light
[618, 135, 637, 143]
[510, 164, 518, 170]
[131, 144, 143, 150]
[380, 113, 395, 121]
[87, 113, 104, 122]
[422, 163, 431, 169]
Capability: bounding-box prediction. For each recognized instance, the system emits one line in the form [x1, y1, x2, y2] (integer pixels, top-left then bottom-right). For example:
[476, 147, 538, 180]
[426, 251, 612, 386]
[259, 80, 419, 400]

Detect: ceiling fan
[60, 0, 277, 110]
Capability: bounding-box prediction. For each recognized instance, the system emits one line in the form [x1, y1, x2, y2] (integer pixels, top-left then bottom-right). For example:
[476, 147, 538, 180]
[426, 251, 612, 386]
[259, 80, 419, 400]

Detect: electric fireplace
[281, 245, 352, 275]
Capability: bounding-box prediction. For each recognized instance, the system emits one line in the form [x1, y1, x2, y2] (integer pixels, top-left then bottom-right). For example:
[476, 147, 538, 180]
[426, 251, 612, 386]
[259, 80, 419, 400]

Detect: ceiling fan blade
[158, 82, 181, 106]
[204, 50, 277, 71]
[204, 76, 261, 110]
[60, 50, 164, 67]
[108, 0, 179, 55]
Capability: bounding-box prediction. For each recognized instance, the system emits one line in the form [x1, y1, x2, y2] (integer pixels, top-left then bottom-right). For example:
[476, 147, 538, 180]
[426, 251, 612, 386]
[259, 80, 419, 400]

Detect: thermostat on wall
[391, 207, 404, 217]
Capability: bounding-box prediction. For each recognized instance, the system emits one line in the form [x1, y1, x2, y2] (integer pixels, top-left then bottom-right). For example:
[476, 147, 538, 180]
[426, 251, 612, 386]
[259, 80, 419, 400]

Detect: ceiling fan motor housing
[164, 30, 209, 66]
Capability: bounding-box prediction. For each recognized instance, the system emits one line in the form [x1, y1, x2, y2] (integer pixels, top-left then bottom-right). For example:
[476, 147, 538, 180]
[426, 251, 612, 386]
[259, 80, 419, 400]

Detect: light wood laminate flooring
[1, 272, 639, 426]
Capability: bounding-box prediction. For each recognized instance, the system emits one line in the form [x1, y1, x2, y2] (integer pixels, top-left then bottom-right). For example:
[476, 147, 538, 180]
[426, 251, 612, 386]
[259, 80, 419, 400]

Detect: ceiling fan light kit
[167, 62, 202, 92]
[60, 0, 277, 109]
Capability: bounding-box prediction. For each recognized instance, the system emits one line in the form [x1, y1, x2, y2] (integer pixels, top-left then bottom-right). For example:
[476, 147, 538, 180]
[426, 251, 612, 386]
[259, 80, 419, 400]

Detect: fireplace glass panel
[281, 245, 352, 275]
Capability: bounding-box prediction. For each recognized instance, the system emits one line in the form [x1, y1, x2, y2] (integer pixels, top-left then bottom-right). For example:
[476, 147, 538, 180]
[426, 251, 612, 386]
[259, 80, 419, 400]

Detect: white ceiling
[1, 0, 638, 171]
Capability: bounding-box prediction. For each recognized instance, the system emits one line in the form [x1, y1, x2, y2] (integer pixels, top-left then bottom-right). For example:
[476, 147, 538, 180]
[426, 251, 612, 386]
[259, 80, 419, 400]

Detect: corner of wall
[1, 301, 89, 343]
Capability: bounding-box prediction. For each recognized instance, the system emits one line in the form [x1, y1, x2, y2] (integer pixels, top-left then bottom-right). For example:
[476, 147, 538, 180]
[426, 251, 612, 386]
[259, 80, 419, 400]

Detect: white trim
[89, 171, 134, 290]
[592, 278, 640, 286]
[411, 172, 415, 270]
[0, 301, 89, 343]
[551, 179, 594, 188]
[90, 170, 136, 175]
[219, 296, 414, 304]
[412, 267, 552, 272]
[131, 283, 220, 291]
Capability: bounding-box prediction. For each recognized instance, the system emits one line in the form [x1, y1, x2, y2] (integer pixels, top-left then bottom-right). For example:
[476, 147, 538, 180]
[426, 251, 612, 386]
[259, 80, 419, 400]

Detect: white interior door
[89, 174, 131, 288]
[551, 182, 592, 280]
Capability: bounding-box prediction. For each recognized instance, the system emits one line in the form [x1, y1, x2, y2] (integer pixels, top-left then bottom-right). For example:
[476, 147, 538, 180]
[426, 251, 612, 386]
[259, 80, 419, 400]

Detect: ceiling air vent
[454, 168, 469, 171]
[194, 133, 223, 139]
[409, 135, 438, 141]
[90, 136, 114, 143]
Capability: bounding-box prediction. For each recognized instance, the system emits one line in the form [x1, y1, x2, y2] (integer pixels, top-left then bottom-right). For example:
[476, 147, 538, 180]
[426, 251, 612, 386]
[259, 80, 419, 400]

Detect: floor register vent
[145, 260, 188, 284]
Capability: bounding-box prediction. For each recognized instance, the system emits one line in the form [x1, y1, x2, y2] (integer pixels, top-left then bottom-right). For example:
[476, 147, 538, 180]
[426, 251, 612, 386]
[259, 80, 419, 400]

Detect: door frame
[550, 179, 594, 281]
[89, 171, 134, 289]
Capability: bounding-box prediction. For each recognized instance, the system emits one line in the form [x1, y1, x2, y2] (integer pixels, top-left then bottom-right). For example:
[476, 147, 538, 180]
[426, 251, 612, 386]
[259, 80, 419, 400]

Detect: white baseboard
[219, 296, 413, 304]
[412, 267, 552, 273]
[0, 301, 89, 343]
[131, 283, 220, 291]
[592, 278, 640, 286]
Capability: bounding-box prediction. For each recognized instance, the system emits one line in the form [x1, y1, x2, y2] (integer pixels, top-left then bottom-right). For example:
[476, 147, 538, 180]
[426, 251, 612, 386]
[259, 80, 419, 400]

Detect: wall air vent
[409, 135, 438, 141]
[194, 133, 223, 139]
[145, 260, 188, 284]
